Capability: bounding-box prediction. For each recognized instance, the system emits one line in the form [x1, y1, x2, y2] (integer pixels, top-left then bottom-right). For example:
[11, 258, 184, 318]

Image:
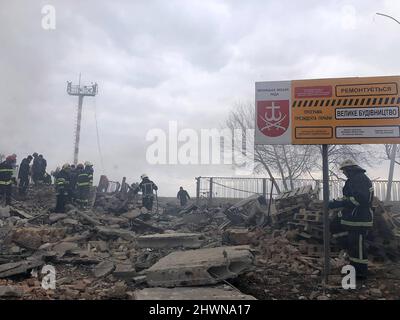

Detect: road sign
[255, 76, 400, 145]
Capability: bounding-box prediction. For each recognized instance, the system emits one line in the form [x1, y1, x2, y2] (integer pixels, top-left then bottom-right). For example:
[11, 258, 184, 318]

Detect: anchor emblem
[257, 100, 290, 138]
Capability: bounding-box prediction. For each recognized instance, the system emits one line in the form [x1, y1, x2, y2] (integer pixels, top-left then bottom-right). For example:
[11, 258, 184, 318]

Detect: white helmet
[84, 161, 93, 167]
[339, 159, 358, 170]
[141, 173, 148, 179]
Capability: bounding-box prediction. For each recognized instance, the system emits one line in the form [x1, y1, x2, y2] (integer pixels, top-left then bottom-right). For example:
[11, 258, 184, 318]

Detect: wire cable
[93, 97, 105, 174]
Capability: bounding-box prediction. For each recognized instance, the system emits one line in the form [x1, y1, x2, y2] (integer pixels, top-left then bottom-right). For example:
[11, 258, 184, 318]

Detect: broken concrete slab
[178, 204, 198, 215]
[48, 213, 68, 224]
[94, 261, 115, 278]
[99, 216, 128, 225]
[121, 210, 142, 220]
[10, 208, 33, 219]
[95, 226, 136, 241]
[134, 286, 256, 300]
[52, 242, 79, 257]
[11, 228, 42, 250]
[0, 206, 10, 218]
[145, 246, 254, 287]
[62, 218, 80, 226]
[0, 285, 24, 298]
[130, 219, 164, 233]
[113, 263, 136, 280]
[136, 232, 203, 249]
[0, 259, 44, 278]
[75, 211, 102, 226]
[223, 228, 254, 245]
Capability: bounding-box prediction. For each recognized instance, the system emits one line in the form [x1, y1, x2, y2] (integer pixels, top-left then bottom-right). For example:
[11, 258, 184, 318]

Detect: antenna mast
[67, 76, 98, 165]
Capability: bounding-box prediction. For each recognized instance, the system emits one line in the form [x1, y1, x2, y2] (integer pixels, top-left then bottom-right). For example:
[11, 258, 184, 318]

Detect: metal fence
[195, 177, 400, 201]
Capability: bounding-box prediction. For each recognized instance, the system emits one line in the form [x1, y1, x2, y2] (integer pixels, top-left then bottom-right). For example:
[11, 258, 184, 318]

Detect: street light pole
[376, 12, 399, 201]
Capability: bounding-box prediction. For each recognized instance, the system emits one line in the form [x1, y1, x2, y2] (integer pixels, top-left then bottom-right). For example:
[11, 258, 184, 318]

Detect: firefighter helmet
[339, 159, 359, 170]
[6, 154, 16, 162]
[62, 163, 70, 170]
[140, 174, 148, 179]
[84, 161, 93, 167]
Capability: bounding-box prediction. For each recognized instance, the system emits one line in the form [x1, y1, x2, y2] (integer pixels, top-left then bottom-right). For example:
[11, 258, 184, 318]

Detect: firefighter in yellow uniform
[0, 155, 17, 206]
[55, 163, 71, 213]
[76, 163, 91, 209]
[329, 160, 374, 279]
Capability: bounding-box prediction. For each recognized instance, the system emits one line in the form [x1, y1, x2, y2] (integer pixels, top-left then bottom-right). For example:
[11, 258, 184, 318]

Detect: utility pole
[67, 75, 98, 165]
[376, 13, 399, 201]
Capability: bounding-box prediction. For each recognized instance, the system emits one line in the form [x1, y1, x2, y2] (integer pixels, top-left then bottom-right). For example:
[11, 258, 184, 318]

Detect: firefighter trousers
[0, 185, 11, 206]
[347, 229, 368, 278]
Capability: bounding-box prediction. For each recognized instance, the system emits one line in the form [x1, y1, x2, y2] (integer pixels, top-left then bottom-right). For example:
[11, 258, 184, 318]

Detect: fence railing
[195, 177, 400, 202]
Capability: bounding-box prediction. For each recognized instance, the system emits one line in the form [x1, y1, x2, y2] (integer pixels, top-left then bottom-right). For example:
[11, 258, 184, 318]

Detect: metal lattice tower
[67, 75, 98, 165]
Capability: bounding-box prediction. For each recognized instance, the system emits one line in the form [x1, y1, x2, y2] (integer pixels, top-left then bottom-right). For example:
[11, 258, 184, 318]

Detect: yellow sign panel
[291, 76, 400, 144]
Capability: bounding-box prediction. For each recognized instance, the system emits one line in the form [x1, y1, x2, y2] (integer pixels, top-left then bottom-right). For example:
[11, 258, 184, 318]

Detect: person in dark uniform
[18, 155, 32, 195]
[76, 163, 91, 209]
[69, 164, 78, 203]
[38, 154, 47, 183]
[84, 161, 94, 186]
[54, 163, 71, 213]
[0, 155, 16, 206]
[31, 153, 40, 185]
[134, 174, 158, 211]
[177, 186, 190, 207]
[329, 159, 374, 279]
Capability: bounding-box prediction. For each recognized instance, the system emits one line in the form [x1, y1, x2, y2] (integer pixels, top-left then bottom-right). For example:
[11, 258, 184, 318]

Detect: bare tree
[382, 144, 399, 200]
[226, 102, 378, 191]
[226, 102, 319, 192]
[384, 144, 400, 166]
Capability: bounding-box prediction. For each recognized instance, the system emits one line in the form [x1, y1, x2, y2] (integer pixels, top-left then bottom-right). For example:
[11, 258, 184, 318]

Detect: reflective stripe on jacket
[0, 162, 13, 185]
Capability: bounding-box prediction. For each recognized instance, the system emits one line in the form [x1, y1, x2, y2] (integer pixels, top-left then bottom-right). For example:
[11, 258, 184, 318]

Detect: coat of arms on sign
[257, 100, 290, 137]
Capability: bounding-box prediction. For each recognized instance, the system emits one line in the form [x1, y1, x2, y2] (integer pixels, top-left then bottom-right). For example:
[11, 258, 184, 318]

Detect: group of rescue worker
[53, 162, 94, 212]
[0, 153, 52, 204]
[18, 153, 51, 196]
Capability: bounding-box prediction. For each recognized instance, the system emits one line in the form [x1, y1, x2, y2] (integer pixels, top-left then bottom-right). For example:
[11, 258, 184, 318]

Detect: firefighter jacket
[55, 170, 70, 195]
[329, 168, 374, 229]
[0, 161, 13, 186]
[77, 168, 91, 188]
[135, 178, 158, 197]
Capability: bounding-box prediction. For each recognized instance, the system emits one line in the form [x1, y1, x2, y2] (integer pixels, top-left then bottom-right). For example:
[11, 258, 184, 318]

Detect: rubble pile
[1, 184, 400, 300]
[0, 186, 255, 300]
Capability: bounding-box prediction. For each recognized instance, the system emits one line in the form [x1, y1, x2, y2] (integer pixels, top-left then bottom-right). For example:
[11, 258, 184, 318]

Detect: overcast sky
[1, 0, 399, 196]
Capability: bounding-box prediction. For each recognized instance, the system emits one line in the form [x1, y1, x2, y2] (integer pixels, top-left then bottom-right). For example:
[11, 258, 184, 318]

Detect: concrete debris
[136, 233, 204, 249]
[0, 207, 11, 218]
[224, 195, 268, 227]
[48, 213, 68, 224]
[134, 286, 256, 300]
[94, 261, 115, 278]
[113, 263, 136, 280]
[0, 259, 44, 278]
[95, 226, 136, 241]
[0, 286, 24, 298]
[52, 242, 79, 257]
[222, 228, 257, 246]
[0, 184, 399, 300]
[145, 246, 254, 287]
